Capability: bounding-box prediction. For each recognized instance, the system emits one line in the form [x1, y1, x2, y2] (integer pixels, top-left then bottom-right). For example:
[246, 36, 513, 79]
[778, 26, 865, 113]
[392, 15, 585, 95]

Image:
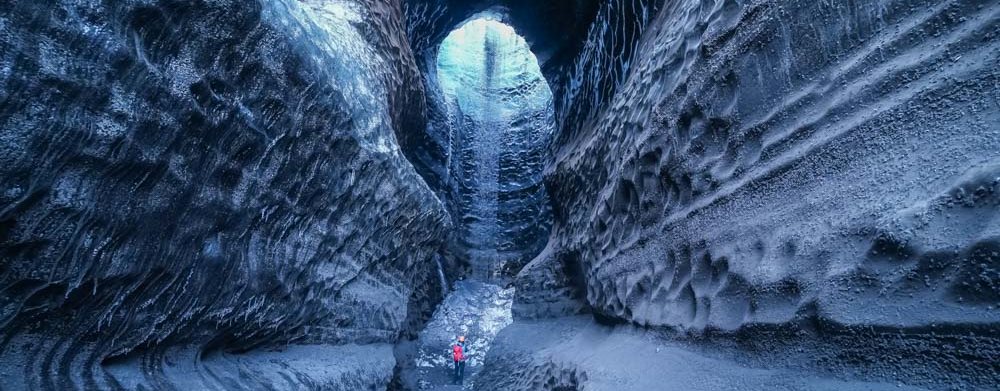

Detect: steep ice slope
[512, 0, 998, 388]
[0, 0, 447, 389]
[511, 0, 663, 320]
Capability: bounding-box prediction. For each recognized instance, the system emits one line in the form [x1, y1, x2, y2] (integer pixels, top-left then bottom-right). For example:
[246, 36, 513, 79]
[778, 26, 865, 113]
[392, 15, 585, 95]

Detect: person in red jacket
[452, 335, 468, 384]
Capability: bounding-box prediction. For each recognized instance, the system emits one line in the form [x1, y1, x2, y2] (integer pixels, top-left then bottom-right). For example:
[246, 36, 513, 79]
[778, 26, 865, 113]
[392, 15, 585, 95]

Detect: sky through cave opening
[437, 15, 555, 281]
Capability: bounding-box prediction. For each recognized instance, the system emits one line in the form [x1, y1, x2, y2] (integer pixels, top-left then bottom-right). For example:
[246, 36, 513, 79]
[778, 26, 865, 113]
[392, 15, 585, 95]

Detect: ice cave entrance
[437, 16, 555, 280]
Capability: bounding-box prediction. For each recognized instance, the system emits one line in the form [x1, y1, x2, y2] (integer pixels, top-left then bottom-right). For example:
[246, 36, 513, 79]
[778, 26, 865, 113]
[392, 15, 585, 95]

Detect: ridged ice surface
[0, 0, 447, 389]
[531, 0, 998, 388]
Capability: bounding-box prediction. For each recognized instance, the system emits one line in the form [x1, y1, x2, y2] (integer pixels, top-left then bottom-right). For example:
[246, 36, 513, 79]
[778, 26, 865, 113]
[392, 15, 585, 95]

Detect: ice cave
[0, 0, 997, 390]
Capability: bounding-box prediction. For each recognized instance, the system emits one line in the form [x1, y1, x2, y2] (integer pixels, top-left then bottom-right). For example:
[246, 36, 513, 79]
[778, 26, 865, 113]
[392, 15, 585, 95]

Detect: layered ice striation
[437, 17, 554, 278]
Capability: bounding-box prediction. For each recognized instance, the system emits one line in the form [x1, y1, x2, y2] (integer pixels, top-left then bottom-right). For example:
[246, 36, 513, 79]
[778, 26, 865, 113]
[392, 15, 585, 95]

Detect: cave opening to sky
[436, 15, 555, 280]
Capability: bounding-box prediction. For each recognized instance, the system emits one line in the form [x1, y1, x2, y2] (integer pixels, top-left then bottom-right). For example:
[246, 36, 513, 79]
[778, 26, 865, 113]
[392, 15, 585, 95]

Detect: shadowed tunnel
[0, 0, 997, 390]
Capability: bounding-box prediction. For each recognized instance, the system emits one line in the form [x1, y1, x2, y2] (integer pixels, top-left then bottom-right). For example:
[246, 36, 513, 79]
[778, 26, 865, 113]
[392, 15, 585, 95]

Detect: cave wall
[0, 0, 448, 388]
[544, 0, 998, 336]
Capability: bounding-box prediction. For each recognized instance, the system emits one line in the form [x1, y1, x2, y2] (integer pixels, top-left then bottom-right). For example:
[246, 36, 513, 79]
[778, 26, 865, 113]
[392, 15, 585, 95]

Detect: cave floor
[395, 281, 925, 390]
[396, 280, 514, 390]
[476, 317, 931, 391]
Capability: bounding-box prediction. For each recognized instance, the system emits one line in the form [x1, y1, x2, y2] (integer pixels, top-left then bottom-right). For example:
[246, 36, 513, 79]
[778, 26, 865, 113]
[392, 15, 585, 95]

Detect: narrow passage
[396, 14, 553, 390]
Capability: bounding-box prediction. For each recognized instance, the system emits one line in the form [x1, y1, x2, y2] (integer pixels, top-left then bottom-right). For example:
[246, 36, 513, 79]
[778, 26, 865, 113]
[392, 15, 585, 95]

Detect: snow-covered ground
[396, 280, 514, 390]
[477, 317, 935, 391]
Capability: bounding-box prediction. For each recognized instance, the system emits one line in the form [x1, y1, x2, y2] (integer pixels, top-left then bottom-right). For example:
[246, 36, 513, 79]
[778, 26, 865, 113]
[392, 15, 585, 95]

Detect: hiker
[451, 335, 468, 384]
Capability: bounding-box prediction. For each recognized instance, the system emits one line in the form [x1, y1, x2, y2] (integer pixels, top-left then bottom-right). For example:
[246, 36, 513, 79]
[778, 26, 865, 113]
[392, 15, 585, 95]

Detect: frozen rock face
[511, 243, 591, 320]
[551, 0, 1000, 330]
[533, 0, 998, 387]
[0, 0, 447, 389]
[437, 17, 554, 278]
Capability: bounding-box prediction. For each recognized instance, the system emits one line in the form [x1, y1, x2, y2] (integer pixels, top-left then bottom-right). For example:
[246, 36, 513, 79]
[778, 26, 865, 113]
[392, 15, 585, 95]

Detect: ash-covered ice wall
[0, 0, 448, 389]
[540, 0, 999, 344]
